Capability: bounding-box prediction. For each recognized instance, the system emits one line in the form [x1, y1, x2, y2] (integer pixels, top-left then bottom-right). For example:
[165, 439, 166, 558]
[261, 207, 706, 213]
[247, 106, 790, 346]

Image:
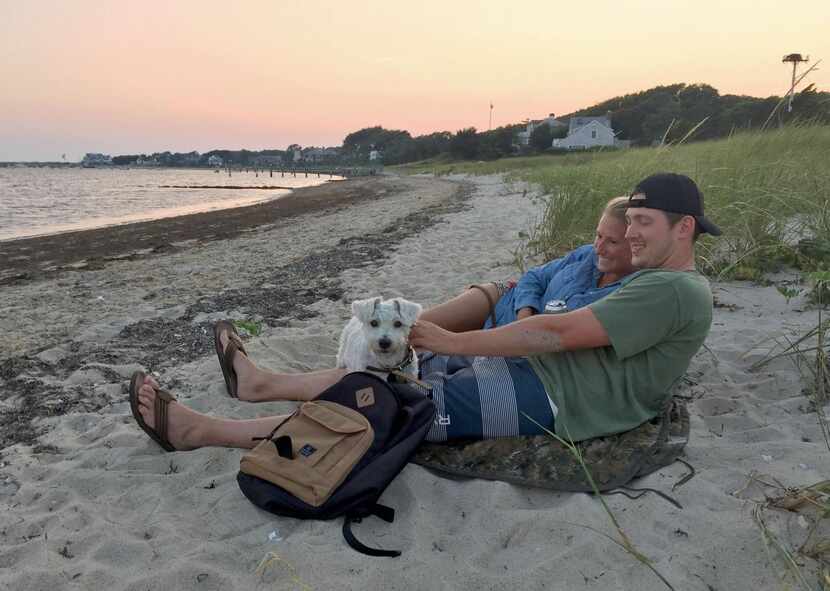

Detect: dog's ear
[393, 298, 423, 326]
[352, 297, 380, 323]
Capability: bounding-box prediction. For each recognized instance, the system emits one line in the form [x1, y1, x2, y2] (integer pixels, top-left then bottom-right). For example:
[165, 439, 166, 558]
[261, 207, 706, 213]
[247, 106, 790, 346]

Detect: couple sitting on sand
[130, 172, 721, 450]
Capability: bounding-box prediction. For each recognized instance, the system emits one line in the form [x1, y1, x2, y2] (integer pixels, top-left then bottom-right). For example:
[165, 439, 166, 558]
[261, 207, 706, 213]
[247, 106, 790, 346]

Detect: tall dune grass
[403, 124, 830, 276]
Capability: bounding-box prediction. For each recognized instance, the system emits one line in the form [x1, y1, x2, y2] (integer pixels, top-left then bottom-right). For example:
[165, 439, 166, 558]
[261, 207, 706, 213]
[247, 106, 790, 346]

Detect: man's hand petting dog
[408, 319, 458, 355]
[337, 296, 422, 379]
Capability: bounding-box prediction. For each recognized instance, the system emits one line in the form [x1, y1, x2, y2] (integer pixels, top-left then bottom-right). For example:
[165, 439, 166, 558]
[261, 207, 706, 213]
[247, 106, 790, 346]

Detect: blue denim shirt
[485, 244, 627, 328]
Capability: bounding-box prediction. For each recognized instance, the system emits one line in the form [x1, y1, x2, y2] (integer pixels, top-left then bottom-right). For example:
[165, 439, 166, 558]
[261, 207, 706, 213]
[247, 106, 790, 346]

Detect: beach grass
[397, 123, 830, 278]
[256, 551, 313, 590]
[748, 273, 830, 451]
[526, 414, 676, 590]
[748, 475, 830, 591]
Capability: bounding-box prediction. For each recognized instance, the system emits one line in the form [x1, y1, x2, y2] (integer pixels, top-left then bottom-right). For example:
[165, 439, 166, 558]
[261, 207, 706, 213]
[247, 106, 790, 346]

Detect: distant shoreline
[0, 189, 296, 244]
[0, 176, 387, 286]
[0, 167, 351, 244]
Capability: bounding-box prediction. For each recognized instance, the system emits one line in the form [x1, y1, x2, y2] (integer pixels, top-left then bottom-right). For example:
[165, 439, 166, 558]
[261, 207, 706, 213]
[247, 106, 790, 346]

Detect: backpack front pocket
[240, 401, 374, 507]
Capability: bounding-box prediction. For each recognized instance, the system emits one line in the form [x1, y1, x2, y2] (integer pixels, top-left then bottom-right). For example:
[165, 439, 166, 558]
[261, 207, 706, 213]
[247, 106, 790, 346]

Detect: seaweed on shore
[0, 180, 475, 451]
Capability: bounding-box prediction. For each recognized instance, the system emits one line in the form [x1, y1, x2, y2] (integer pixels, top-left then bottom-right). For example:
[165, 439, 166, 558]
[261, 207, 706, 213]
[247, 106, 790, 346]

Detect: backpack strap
[342, 504, 400, 558]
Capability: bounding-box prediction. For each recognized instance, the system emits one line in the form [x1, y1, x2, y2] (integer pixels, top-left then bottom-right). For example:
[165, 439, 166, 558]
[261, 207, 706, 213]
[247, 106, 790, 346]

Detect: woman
[419, 195, 635, 332]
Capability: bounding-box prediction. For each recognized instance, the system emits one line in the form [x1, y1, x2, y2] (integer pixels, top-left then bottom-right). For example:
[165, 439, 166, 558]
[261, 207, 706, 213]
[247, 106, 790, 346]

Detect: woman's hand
[516, 307, 536, 320]
[409, 319, 460, 355]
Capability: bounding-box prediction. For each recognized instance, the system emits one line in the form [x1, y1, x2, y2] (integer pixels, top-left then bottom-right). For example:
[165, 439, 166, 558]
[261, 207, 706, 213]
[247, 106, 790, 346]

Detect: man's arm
[410, 307, 610, 357]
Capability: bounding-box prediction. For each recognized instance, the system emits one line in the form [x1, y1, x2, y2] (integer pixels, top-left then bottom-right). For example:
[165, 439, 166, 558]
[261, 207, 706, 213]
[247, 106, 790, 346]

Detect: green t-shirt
[528, 269, 712, 441]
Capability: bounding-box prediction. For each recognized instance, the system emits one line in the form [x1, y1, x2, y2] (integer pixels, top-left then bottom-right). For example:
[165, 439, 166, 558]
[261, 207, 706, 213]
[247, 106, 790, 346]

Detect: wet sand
[0, 177, 410, 285]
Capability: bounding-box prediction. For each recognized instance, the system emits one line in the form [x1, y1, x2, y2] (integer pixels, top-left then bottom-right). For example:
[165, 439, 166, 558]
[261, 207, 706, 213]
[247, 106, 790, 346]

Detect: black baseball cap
[628, 173, 722, 236]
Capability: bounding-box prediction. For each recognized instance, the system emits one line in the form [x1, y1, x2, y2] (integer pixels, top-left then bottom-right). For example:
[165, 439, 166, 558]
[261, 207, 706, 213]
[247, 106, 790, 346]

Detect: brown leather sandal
[129, 371, 177, 452]
[213, 320, 248, 398]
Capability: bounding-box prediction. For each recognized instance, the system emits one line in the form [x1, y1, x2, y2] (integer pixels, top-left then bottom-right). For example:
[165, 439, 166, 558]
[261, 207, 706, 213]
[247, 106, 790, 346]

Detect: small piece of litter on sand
[761, 454, 773, 462]
[267, 530, 283, 543]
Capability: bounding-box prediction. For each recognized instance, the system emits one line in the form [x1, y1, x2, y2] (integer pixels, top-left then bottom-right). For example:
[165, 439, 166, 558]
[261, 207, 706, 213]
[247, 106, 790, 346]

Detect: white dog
[336, 296, 423, 379]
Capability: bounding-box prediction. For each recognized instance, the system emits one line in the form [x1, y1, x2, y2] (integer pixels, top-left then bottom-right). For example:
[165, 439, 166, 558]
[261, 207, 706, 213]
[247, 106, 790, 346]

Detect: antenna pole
[789, 60, 798, 112]
[782, 53, 809, 113]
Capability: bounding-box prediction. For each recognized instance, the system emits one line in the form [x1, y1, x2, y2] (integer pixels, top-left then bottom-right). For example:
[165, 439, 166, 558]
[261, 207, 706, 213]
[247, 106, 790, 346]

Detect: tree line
[340, 83, 829, 162]
[111, 149, 290, 167]
[565, 82, 830, 145]
[111, 82, 829, 167]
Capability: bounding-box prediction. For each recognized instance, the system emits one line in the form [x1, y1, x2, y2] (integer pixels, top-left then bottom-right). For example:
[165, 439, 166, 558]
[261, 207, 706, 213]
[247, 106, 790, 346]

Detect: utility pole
[782, 53, 809, 112]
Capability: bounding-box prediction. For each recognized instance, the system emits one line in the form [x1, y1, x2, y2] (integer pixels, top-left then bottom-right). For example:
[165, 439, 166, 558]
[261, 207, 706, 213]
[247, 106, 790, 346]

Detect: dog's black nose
[378, 337, 392, 350]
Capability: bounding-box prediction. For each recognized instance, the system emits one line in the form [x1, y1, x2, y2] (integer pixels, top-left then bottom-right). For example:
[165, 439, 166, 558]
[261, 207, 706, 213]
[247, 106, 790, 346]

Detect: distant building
[135, 155, 160, 166]
[81, 153, 112, 167]
[553, 116, 629, 150]
[253, 155, 283, 167]
[302, 147, 341, 164]
[207, 155, 223, 167]
[369, 149, 381, 161]
[302, 148, 326, 163]
[516, 113, 566, 146]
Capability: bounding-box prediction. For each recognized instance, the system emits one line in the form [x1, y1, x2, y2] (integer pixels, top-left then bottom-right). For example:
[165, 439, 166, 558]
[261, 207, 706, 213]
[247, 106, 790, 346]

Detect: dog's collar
[368, 346, 415, 373]
[366, 346, 432, 392]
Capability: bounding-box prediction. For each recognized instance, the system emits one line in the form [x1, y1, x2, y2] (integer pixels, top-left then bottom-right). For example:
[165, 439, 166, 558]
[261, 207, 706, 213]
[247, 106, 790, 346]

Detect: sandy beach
[1, 173, 828, 590]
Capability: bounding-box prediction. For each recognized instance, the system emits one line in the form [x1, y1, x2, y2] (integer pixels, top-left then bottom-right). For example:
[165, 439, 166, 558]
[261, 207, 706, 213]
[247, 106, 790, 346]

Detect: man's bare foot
[135, 374, 205, 451]
[217, 328, 259, 401]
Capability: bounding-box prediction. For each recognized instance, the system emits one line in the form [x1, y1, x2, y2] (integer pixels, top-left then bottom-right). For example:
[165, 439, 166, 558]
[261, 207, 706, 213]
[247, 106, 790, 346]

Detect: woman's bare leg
[217, 330, 348, 403]
[215, 283, 499, 403]
[418, 283, 500, 333]
[240, 365, 349, 403]
[216, 286, 498, 403]
[135, 374, 288, 450]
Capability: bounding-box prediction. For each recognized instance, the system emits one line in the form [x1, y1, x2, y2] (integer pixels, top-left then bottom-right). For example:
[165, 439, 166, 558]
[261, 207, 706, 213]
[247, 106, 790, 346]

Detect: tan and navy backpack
[237, 371, 435, 557]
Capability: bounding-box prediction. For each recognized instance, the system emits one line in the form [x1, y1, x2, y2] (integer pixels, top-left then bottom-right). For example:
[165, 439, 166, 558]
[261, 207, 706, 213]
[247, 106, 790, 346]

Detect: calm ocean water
[0, 167, 335, 241]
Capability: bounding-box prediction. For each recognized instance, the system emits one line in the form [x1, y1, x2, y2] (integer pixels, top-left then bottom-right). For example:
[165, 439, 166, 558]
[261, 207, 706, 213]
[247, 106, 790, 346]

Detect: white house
[516, 113, 566, 146]
[207, 155, 223, 167]
[136, 155, 160, 166]
[81, 153, 112, 167]
[553, 116, 629, 150]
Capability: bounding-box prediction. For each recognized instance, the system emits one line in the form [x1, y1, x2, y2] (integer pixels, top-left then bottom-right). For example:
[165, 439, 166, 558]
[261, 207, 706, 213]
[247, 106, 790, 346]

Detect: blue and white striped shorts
[419, 352, 557, 442]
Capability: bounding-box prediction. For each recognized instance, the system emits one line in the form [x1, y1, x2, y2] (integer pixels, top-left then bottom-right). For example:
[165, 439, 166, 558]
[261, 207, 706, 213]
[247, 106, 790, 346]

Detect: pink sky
[1, 0, 828, 161]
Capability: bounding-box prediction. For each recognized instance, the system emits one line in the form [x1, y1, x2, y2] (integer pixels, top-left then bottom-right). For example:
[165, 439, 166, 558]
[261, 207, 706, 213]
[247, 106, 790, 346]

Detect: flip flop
[213, 320, 248, 398]
[129, 371, 177, 452]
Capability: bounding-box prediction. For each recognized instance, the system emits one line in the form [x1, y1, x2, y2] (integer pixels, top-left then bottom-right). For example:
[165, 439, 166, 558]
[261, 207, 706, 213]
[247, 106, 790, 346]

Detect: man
[408, 172, 720, 441]
[130, 173, 720, 451]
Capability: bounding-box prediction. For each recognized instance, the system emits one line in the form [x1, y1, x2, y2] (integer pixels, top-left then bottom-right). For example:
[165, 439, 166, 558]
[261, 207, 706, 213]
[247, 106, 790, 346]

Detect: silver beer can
[543, 300, 568, 314]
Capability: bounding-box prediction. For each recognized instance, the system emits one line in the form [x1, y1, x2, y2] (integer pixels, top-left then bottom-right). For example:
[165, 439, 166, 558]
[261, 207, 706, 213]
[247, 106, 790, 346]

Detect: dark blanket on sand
[412, 400, 690, 492]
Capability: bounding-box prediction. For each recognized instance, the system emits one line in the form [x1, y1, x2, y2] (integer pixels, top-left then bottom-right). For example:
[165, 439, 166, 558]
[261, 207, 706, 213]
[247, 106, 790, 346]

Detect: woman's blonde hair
[602, 196, 629, 223]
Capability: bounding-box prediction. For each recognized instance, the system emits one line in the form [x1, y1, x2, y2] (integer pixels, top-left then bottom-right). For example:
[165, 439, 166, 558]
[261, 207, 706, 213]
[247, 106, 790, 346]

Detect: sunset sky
[2, 1, 828, 161]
